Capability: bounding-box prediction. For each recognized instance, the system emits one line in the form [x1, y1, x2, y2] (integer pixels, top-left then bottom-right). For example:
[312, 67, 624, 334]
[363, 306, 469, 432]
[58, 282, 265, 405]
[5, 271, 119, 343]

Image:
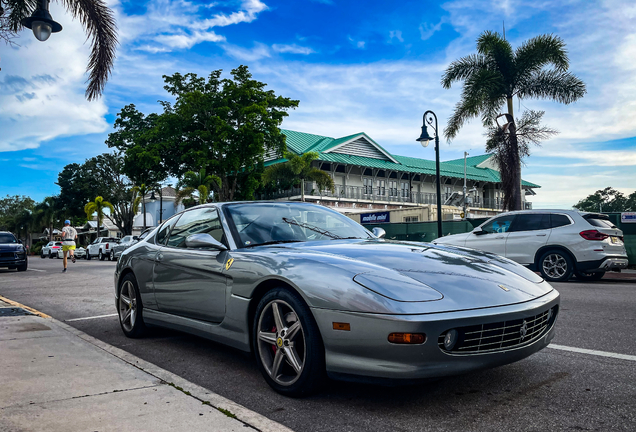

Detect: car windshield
[225, 202, 374, 248]
[0, 233, 17, 243]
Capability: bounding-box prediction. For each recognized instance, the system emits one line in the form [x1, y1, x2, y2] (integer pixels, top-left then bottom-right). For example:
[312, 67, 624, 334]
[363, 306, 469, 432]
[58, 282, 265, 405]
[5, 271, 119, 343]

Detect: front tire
[40, 251, 45, 259]
[17, 261, 27, 272]
[48, 251, 54, 259]
[575, 270, 605, 281]
[109, 250, 115, 261]
[253, 288, 326, 397]
[117, 273, 147, 338]
[539, 250, 574, 282]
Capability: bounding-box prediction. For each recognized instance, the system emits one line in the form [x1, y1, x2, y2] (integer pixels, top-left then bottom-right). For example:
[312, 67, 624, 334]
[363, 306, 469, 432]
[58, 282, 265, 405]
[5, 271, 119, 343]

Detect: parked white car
[56, 246, 86, 259]
[86, 237, 119, 261]
[41, 241, 63, 259]
[434, 210, 628, 282]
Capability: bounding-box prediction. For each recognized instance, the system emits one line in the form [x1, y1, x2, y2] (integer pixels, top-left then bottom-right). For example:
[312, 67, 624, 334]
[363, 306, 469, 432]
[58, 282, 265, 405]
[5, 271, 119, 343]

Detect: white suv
[434, 210, 628, 282]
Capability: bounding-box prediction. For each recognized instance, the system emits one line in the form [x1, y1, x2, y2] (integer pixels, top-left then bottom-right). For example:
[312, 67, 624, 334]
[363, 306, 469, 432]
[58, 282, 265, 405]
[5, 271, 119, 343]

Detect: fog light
[443, 329, 458, 350]
[388, 333, 426, 344]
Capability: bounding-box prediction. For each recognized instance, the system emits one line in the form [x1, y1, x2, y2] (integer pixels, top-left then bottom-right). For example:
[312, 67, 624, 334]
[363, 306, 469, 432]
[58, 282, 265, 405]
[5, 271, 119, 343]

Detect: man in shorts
[61, 220, 78, 273]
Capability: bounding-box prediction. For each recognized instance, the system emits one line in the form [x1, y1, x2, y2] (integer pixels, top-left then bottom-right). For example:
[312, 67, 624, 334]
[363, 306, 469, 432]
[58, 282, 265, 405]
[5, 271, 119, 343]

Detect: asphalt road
[2, 257, 635, 432]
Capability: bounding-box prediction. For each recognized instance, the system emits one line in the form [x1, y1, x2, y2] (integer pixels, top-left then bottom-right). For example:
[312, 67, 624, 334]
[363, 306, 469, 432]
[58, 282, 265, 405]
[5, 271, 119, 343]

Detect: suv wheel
[87, 252, 91, 260]
[575, 270, 605, 281]
[539, 250, 574, 282]
[41, 250, 45, 259]
[99, 251, 105, 261]
[110, 250, 115, 261]
[48, 251, 54, 259]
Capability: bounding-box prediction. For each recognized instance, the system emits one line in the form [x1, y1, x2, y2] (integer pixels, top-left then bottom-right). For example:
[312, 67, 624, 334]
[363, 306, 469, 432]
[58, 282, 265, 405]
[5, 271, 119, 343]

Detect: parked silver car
[56, 246, 86, 259]
[115, 202, 560, 396]
[41, 241, 63, 259]
[110, 235, 139, 260]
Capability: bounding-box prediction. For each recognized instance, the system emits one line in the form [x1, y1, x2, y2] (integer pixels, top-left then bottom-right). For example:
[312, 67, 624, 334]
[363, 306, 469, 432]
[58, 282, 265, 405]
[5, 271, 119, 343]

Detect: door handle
[156, 253, 163, 262]
[495, 236, 504, 239]
[536, 234, 547, 237]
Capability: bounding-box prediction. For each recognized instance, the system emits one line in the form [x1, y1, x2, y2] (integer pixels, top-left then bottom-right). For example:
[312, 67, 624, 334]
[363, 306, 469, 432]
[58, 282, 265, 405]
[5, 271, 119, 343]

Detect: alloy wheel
[256, 299, 306, 386]
[542, 253, 568, 279]
[118, 280, 137, 332]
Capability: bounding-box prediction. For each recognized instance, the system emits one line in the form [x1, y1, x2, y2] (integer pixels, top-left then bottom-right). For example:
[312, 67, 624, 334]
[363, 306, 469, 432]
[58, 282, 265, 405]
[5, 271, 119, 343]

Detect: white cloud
[389, 30, 404, 43]
[0, 2, 109, 153]
[419, 20, 445, 41]
[272, 44, 315, 55]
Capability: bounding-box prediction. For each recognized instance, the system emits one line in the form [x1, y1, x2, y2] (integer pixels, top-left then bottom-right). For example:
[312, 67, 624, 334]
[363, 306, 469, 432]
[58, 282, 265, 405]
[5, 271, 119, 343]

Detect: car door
[153, 207, 229, 323]
[464, 214, 516, 256]
[505, 213, 551, 264]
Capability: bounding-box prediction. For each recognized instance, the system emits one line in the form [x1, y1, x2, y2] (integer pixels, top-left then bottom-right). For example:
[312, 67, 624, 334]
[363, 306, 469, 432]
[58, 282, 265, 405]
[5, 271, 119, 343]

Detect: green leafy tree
[442, 31, 586, 210]
[108, 66, 299, 201]
[263, 151, 335, 202]
[176, 168, 222, 205]
[2, 0, 118, 100]
[0, 195, 35, 230]
[84, 196, 114, 235]
[574, 187, 635, 212]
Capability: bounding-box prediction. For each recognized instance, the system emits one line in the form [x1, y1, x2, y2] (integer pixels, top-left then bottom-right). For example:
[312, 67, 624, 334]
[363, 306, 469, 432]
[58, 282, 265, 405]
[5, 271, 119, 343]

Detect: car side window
[509, 214, 550, 232]
[480, 215, 516, 234]
[167, 207, 226, 248]
[550, 214, 571, 228]
[155, 217, 180, 245]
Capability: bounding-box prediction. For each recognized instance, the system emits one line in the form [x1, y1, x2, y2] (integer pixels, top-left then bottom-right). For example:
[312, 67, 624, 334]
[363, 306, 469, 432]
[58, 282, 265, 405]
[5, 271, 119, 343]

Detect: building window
[376, 180, 385, 196]
[404, 216, 419, 222]
[363, 178, 372, 195]
[388, 180, 397, 197]
[401, 182, 409, 198]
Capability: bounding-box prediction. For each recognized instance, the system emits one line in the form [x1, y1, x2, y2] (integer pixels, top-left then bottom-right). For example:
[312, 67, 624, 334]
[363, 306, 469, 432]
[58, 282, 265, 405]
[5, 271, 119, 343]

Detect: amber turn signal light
[333, 322, 351, 331]
[388, 333, 426, 344]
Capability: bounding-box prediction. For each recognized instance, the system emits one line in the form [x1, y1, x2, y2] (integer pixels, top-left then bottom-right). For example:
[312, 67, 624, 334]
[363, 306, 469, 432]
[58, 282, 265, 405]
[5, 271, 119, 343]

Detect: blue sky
[1, 0, 635, 208]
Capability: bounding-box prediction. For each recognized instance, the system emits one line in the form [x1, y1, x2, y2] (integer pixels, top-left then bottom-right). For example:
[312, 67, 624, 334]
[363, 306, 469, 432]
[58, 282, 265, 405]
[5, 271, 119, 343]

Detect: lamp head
[21, 1, 63, 42]
[416, 125, 434, 148]
[149, 191, 157, 203]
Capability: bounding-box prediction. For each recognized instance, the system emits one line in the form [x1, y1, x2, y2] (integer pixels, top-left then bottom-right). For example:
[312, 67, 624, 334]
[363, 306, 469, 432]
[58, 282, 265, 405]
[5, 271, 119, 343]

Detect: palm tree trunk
[507, 97, 523, 211]
[142, 199, 146, 229]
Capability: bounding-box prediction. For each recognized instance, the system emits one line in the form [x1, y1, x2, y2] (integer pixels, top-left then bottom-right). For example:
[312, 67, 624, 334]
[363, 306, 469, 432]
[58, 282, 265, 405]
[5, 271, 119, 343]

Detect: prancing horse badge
[225, 258, 234, 270]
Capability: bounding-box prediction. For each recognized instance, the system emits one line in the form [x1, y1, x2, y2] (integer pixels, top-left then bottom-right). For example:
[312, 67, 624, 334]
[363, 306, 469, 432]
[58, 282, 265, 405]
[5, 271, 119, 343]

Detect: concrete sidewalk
[0, 297, 293, 432]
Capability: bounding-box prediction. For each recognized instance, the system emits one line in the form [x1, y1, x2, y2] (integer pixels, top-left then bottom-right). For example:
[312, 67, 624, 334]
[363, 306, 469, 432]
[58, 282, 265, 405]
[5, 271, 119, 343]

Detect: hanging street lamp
[416, 110, 443, 239]
[21, 0, 63, 42]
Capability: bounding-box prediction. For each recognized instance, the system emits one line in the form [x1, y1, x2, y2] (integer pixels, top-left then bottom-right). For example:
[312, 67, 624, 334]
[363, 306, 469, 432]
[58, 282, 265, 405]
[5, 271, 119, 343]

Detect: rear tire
[99, 251, 105, 261]
[117, 273, 147, 338]
[253, 288, 326, 397]
[48, 251, 54, 259]
[575, 270, 605, 281]
[539, 250, 574, 282]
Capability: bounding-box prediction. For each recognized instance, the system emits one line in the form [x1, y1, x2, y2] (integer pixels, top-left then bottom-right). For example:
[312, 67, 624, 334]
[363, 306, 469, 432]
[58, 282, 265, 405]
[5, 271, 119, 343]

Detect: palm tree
[175, 168, 222, 206]
[442, 31, 586, 210]
[2, 0, 118, 100]
[84, 196, 114, 236]
[34, 196, 63, 242]
[263, 152, 335, 202]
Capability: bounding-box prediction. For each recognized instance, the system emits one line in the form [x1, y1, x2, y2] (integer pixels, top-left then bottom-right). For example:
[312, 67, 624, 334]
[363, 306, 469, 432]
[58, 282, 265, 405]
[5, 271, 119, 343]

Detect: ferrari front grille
[438, 306, 558, 354]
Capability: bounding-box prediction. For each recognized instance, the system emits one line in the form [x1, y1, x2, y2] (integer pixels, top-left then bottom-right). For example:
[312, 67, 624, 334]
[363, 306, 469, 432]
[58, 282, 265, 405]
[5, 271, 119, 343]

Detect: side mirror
[185, 233, 227, 251]
[133, 236, 139, 241]
[372, 227, 386, 238]
[472, 227, 486, 236]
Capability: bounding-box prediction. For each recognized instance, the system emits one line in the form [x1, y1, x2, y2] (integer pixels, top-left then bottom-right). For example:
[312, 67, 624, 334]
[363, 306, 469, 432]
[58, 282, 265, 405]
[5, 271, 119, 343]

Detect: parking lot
[1, 257, 635, 432]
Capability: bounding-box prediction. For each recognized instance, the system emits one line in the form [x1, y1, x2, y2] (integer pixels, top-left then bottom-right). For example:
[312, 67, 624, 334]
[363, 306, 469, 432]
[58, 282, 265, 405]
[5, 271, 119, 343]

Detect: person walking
[61, 220, 78, 273]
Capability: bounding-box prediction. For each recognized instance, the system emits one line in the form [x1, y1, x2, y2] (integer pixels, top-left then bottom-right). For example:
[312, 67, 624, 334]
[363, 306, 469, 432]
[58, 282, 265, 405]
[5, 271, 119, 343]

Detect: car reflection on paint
[114, 201, 560, 397]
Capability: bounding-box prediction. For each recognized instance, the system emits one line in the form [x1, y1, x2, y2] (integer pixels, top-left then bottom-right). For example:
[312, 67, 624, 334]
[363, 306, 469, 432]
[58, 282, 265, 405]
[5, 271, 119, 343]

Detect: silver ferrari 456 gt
[114, 201, 559, 396]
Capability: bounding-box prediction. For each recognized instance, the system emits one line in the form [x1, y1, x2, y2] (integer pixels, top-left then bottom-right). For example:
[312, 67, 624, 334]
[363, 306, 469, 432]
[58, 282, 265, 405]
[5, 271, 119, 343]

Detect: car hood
[263, 239, 551, 309]
[432, 232, 471, 246]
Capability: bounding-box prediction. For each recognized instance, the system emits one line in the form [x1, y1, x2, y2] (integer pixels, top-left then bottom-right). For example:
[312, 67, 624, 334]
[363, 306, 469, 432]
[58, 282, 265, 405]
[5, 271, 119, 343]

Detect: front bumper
[577, 256, 629, 273]
[312, 289, 560, 382]
[0, 254, 27, 268]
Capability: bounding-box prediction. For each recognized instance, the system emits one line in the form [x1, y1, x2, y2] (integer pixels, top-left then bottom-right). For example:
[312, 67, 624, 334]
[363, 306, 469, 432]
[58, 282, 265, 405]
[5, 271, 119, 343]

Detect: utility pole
[463, 152, 468, 220]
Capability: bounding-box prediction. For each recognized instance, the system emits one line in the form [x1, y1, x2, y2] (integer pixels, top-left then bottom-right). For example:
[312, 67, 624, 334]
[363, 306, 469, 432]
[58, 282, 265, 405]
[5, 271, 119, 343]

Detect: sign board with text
[361, 211, 390, 224]
[621, 212, 636, 223]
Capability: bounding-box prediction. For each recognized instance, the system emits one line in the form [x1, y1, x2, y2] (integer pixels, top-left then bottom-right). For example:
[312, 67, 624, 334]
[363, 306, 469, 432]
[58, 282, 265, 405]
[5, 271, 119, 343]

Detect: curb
[1, 296, 294, 432]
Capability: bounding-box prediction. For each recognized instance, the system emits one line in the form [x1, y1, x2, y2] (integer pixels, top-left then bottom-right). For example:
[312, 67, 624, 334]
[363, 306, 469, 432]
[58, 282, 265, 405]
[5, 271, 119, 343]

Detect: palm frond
[61, 0, 118, 100]
[514, 34, 569, 78]
[516, 69, 586, 103]
[441, 54, 488, 89]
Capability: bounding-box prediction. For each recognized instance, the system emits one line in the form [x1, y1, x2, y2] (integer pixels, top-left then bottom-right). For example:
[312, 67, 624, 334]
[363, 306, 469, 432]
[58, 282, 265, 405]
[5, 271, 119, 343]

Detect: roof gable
[322, 133, 398, 163]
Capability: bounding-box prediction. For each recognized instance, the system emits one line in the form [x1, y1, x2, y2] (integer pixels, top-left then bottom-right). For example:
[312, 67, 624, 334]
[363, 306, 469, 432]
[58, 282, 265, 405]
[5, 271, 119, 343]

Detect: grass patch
[217, 407, 237, 419]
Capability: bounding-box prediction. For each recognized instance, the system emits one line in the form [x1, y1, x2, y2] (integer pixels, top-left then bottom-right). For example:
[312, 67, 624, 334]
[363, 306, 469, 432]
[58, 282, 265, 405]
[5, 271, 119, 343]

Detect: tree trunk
[507, 97, 523, 211]
[142, 199, 146, 229]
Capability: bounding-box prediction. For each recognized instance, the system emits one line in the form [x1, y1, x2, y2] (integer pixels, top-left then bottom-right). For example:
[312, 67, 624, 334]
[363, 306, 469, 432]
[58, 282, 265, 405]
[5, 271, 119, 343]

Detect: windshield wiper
[243, 240, 303, 248]
[282, 217, 343, 239]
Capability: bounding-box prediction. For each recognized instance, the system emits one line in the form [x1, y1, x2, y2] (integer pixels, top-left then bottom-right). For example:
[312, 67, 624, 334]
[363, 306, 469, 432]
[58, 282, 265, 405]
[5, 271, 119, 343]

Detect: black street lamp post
[416, 110, 443, 239]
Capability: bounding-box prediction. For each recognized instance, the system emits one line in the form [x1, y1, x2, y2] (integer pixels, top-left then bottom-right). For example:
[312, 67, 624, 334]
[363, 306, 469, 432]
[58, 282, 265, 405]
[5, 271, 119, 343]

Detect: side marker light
[333, 322, 351, 331]
[388, 333, 426, 344]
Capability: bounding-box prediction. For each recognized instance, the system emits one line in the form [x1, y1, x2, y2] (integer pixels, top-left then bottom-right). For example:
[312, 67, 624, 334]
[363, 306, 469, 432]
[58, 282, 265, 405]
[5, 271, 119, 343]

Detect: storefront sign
[361, 211, 390, 224]
[621, 212, 636, 223]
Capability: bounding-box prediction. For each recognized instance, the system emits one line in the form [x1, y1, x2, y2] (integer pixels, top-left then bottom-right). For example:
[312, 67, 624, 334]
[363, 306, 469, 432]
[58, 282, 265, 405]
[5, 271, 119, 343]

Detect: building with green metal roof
[263, 130, 539, 220]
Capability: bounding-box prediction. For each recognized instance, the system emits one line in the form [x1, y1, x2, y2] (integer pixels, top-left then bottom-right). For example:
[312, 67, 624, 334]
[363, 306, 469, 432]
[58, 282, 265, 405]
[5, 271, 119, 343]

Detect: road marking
[28, 268, 46, 272]
[548, 344, 636, 362]
[65, 313, 118, 322]
[0, 295, 51, 318]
